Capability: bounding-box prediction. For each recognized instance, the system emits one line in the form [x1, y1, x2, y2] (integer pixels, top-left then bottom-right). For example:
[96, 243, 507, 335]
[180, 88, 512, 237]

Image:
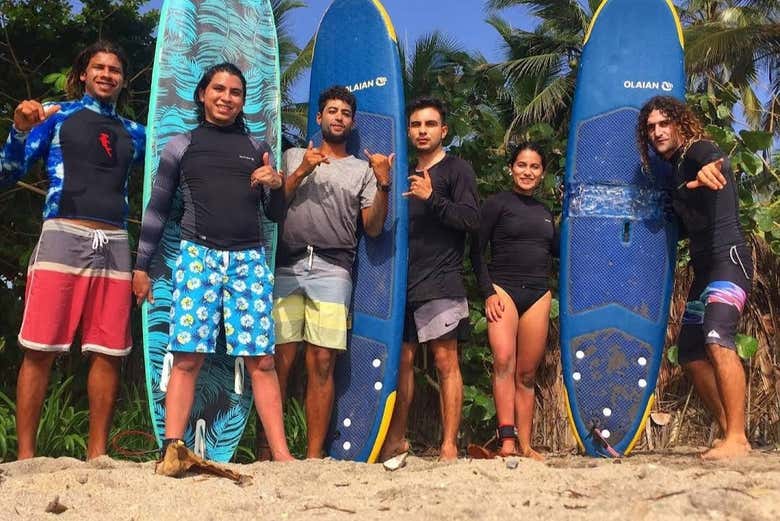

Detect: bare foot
[496, 440, 518, 457]
[439, 442, 458, 461]
[272, 452, 296, 462]
[380, 438, 410, 462]
[701, 438, 751, 460]
[711, 438, 750, 450]
[520, 446, 545, 462]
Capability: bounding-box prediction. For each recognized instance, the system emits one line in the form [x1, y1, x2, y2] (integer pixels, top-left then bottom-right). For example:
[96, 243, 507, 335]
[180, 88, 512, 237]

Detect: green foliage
[0, 389, 16, 461]
[689, 91, 780, 255]
[235, 397, 307, 461]
[667, 345, 680, 366]
[107, 385, 157, 461]
[736, 334, 759, 360]
[549, 297, 560, 320]
[283, 397, 308, 459]
[33, 376, 89, 459]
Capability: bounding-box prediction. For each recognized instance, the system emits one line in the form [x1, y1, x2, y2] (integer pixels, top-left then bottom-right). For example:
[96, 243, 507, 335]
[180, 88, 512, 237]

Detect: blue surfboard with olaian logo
[560, 0, 684, 457]
[142, 0, 280, 462]
[306, 0, 408, 462]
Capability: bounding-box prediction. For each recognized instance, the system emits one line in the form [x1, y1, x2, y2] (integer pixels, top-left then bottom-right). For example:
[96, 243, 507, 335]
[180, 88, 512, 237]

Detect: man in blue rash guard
[0, 41, 145, 460]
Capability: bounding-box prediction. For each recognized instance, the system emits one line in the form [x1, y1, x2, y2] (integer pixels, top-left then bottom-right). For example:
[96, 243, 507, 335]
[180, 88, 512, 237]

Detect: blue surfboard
[142, 0, 280, 462]
[560, 0, 684, 457]
[306, 0, 408, 462]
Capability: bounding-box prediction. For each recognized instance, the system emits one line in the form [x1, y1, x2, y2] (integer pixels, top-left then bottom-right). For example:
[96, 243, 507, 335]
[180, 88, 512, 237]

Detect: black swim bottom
[678, 245, 752, 364]
[494, 281, 549, 316]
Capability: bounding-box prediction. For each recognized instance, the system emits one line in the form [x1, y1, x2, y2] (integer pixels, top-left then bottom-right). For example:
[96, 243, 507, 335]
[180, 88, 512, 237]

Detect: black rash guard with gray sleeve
[135, 122, 285, 272]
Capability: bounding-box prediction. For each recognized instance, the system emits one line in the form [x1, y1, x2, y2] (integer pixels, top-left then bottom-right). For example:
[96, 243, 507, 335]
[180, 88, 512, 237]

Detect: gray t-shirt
[278, 147, 377, 270]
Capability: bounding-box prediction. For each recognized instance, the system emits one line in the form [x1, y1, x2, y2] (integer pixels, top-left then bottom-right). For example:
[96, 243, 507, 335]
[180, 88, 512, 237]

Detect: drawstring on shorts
[729, 245, 750, 281]
[306, 245, 314, 271]
[91, 229, 109, 250]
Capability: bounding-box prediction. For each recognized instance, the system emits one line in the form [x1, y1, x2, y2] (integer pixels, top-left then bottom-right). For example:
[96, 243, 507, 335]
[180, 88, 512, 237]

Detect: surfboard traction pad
[143, 0, 280, 463]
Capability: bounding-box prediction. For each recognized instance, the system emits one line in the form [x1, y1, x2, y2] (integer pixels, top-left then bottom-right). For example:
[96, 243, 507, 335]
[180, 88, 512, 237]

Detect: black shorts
[678, 245, 752, 364]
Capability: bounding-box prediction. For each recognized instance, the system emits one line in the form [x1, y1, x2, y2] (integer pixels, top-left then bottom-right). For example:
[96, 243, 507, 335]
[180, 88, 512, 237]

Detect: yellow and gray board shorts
[272, 253, 352, 350]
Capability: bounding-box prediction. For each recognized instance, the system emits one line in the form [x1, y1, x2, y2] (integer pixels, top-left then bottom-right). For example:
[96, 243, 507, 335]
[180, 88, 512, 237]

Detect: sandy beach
[1, 448, 779, 521]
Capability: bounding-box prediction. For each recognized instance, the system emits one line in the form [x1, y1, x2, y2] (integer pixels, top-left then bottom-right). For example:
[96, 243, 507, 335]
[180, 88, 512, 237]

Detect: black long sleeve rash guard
[135, 123, 285, 272]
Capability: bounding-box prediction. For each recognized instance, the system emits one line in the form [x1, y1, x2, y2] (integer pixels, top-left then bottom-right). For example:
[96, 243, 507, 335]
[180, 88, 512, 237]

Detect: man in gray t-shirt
[272, 85, 394, 459]
[278, 147, 376, 270]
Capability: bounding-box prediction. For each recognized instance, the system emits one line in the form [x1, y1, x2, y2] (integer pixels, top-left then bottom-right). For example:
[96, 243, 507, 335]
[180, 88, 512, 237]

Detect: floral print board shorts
[168, 240, 275, 357]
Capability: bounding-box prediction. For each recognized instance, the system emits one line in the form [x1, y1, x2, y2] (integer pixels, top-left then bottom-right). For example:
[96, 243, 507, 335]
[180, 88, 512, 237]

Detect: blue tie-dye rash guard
[0, 94, 145, 228]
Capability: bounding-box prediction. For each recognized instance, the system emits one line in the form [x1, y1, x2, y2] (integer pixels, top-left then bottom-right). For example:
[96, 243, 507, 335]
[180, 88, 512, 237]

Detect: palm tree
[271, 0, 313, 145]
[679, 0, 780, 135]
[483, 0, 600, 139]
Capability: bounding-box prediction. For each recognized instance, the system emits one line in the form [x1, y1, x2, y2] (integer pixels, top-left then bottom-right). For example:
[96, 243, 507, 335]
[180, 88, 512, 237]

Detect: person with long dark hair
[638, 96, 752, 459]
[472, 143, 558, 460]
[133, 62, 293, 461]
[1, 40, 145, 460]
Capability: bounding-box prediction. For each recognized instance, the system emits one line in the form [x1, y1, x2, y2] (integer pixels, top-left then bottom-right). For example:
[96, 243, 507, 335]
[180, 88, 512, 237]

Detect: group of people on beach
[0, 40, 753, 465]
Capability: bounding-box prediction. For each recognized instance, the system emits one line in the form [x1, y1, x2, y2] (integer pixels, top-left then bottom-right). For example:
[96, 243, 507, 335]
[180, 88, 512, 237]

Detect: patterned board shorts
[168, 240, 275, 357]
[678, 246, 752, 364]
[19, 220, 132, 356]
[272, 253, 352, 350]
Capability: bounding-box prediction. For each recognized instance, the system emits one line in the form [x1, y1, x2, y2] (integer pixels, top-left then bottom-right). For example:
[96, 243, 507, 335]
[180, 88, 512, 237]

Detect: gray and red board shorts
[18, 220, 132, 356]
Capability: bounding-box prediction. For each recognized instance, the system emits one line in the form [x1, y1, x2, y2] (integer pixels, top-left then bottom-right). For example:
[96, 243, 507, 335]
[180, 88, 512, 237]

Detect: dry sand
[1, 448, 779, 520]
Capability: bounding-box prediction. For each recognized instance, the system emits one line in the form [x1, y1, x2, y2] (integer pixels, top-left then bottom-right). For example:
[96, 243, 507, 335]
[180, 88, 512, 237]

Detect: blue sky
[84, 0, 771, 132]
[139, 0, 532, 101]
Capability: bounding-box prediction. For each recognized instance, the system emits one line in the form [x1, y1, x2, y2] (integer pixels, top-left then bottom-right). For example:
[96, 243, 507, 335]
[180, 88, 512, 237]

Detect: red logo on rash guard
[99, 131, 113, 158]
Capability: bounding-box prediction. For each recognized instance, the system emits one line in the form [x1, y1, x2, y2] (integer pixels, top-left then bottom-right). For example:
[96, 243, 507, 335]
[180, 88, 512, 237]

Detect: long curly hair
[66, 40, 129, 106]
[636, 96, 709, 171]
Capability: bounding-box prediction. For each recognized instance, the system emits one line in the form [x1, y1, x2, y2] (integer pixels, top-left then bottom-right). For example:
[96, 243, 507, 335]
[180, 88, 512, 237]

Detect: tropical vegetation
[0, 0, 777, 460]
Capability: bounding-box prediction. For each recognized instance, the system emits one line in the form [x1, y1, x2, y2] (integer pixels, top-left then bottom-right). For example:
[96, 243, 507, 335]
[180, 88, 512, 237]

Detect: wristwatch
[376, 180, 391, 192]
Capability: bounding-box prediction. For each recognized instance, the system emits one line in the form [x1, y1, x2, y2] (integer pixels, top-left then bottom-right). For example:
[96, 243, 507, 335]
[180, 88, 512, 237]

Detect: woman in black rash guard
[472, 143, 559, 460]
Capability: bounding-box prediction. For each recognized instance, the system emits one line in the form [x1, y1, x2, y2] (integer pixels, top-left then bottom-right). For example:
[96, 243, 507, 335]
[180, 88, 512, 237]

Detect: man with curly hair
[1, 41, 145, 460]
[638, 95, 752, 459]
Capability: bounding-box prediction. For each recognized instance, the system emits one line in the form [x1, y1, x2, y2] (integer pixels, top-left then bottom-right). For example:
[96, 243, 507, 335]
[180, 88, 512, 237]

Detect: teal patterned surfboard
[142, 0, 281, 462]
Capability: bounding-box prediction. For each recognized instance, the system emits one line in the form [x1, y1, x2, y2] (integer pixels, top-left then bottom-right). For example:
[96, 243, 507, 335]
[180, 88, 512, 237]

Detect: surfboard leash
[587, 423, 622, 459]
[110, 430, 160, 460]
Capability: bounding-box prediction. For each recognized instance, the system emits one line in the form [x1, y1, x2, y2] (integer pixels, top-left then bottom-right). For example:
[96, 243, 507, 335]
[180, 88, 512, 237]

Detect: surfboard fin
[160, 352, 174, 393]
[194, 418, 207, 460]
[234, 358, 245, 395]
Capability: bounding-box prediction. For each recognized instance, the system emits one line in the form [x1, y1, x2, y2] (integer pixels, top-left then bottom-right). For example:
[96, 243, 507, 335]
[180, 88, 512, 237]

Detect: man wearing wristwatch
[272, 85, 393, 458]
